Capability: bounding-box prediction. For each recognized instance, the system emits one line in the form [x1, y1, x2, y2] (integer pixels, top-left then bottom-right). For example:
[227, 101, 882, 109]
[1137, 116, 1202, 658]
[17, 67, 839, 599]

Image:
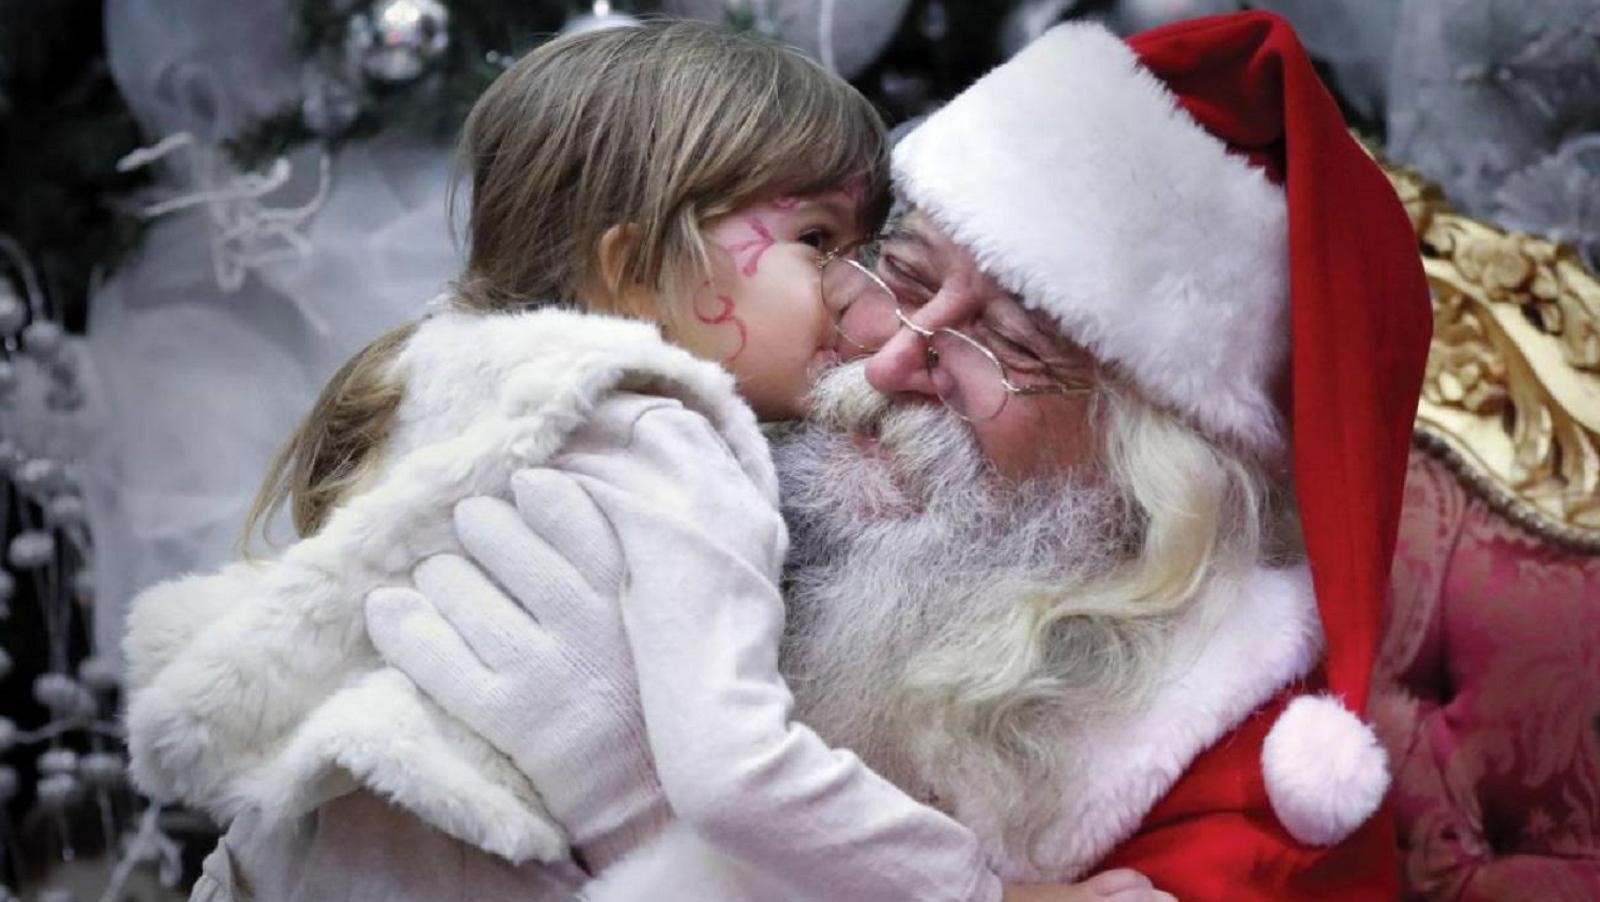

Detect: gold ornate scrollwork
[1378, 153, 1600, 552]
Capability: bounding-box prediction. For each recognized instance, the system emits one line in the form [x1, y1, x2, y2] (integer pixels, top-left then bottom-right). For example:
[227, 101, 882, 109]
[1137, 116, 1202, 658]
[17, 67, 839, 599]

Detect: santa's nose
[864, 328, 939, 400]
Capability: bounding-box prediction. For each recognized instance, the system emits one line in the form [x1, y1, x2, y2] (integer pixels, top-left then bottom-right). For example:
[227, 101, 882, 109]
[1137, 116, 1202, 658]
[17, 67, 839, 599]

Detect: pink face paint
[692, 285, 749, 363]
[720, 215, 777, 278]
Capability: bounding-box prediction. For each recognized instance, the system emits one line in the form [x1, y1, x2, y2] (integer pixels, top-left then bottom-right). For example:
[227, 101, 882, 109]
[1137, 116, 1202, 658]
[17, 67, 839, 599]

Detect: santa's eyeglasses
[818, 247, 1092, 422]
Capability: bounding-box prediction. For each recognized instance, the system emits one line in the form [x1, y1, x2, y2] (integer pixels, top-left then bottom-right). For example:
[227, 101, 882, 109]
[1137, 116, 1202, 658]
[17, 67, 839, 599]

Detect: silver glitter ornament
[8, 529, 55, 568]
[347, 0, 451, 84]
[37, 747, 78, 777]
[80, 752, 126, 789]
[0, 766, 16, 802]
[35, 772, 83, 810]
[21, 319, 64, 359]
[562, 0, 640, 34]
[77, 655, 119, 692]
[0, 284, 25, 336]
[0, 717, 13, 752]
[32, 673, 79, 712]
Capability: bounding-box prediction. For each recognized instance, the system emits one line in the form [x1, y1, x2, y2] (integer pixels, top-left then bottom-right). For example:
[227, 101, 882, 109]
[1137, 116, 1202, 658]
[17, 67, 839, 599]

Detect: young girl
[122, 21, 1126, 902]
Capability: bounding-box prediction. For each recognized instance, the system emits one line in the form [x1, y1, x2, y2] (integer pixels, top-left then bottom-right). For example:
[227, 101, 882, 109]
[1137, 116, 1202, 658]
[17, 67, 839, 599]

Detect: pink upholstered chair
[1373, 161, 1600, 900]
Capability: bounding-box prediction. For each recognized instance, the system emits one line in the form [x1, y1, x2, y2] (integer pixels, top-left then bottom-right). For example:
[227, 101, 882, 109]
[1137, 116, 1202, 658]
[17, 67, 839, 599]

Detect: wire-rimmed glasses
[818, 248, 1091, 422]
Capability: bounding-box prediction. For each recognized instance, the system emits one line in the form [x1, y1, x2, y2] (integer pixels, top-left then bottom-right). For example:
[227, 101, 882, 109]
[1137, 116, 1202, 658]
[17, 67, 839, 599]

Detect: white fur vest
[122, 306, 775, 865]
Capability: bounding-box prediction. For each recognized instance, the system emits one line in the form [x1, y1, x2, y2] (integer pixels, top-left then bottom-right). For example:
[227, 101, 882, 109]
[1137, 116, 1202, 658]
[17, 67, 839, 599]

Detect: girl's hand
[1004, 869, 1176, 902]
[364, 469, 665, 873]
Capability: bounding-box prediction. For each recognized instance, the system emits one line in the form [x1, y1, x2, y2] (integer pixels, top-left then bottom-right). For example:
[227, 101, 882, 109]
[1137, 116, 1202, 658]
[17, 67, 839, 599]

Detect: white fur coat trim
[979, 566, 1324, 881]
[123, 307, 774, 864]
[892, 22, 1290, 459]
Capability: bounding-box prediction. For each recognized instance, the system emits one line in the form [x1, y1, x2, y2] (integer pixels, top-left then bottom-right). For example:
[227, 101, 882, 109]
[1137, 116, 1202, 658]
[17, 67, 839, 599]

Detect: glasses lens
[821, 257, 900, 351]
[927, 330, 1009, 422]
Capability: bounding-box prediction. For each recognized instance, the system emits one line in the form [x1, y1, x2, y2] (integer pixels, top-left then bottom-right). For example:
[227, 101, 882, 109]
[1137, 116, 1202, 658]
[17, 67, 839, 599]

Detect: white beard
[773, 364, 1148, 859]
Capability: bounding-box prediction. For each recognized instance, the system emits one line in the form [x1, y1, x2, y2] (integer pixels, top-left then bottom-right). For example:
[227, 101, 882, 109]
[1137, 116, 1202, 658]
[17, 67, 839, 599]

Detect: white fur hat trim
[892, 22, 1290, 457]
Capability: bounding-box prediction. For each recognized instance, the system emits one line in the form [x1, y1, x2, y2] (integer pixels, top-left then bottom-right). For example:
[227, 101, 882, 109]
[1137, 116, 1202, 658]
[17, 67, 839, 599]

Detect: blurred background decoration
[0, 0, 1595, 898]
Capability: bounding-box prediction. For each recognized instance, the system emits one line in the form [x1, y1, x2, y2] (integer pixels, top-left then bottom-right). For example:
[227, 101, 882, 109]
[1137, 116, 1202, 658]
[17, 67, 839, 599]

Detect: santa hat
[893, 12, 1431, 846]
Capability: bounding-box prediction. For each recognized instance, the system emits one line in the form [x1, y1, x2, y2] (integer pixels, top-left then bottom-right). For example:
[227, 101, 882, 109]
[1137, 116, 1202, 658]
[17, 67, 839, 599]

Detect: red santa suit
[891, 11, 1432, 899]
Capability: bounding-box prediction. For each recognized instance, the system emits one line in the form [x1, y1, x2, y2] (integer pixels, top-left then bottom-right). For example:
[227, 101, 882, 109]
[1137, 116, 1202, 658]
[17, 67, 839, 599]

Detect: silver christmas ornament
[77, 655, 119, 692]
[0, 717, 13, 752]
[0, 285, 25, 336]
[35, 772, 83, 810]
[562, 0, 640, 35]
[32, 673, 79, 712]
[8, 529, 55, 568]
[80, 752, 125, 789]
[37, 747, 78, 777]
[21, 319, 65, 358]
[0, 766, 16, 802]
[347, 0, 451, 84]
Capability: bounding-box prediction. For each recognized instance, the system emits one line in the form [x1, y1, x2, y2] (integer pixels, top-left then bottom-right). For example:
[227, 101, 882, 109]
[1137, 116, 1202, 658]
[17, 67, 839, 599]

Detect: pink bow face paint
[669, 186, 876, 422]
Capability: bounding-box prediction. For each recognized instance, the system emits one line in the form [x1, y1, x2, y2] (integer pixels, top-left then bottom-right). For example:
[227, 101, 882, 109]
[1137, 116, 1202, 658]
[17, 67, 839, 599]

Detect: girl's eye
[798, 229, 832, 250]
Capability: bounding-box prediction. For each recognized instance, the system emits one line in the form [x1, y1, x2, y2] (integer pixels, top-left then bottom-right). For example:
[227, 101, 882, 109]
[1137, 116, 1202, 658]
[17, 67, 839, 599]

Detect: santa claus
[771, 12, 1431, 897]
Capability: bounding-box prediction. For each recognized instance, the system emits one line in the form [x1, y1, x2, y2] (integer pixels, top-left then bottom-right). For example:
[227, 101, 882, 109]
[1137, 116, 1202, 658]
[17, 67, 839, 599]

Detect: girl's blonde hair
[244, 20, 889, 545]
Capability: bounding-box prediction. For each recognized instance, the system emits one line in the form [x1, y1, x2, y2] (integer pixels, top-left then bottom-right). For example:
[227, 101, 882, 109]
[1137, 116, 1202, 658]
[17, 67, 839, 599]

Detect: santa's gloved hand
[365, 468, 666, 872]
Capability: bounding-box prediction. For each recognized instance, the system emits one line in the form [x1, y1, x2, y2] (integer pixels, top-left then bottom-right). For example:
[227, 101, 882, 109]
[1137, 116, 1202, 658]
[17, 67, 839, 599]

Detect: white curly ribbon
[117, 133, 333, 316]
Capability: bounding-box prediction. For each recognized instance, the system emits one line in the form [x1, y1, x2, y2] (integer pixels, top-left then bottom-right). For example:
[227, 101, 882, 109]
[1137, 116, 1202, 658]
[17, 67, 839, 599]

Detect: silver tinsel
[347, 0, 452, 84]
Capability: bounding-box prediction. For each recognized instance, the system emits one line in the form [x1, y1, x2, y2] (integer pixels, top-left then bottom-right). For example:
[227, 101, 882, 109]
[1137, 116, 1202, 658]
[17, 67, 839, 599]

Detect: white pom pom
[1262, 694, 1391, 846]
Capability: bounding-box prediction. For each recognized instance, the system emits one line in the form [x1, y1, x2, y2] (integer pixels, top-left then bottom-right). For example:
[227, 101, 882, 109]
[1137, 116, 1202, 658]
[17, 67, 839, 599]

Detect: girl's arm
[550, 398, 1003, 902]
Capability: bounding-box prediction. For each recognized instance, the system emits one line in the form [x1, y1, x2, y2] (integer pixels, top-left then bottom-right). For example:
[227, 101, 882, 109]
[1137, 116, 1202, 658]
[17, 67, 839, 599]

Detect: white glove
[365, 467, 666, 872]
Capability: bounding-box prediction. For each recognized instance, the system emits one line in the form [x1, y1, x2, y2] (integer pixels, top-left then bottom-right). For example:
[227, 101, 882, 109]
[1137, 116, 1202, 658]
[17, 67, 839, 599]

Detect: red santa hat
[892, 12, 1432, 846]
